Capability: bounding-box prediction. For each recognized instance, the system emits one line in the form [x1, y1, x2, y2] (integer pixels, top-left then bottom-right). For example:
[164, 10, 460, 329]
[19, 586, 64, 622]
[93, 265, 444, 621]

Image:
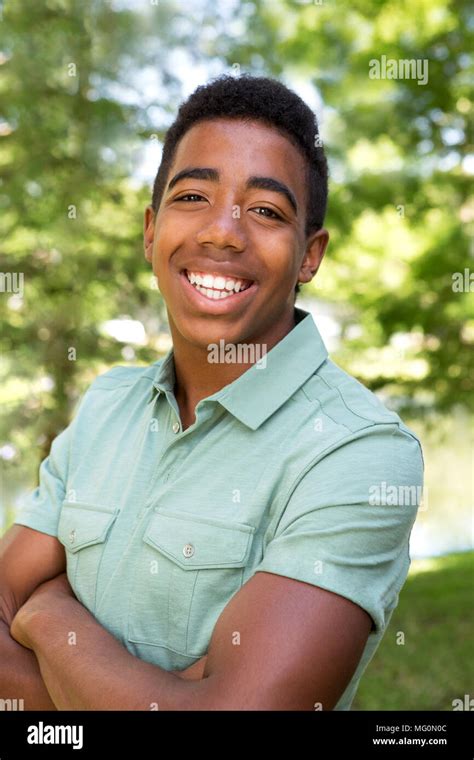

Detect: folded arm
[11, 567, 371, 710]
[0, 525, 65, 710]
[0, 525, 206, 711]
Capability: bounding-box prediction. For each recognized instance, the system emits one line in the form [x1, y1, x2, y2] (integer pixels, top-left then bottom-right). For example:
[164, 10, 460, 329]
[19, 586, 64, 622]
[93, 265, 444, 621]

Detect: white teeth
[186, 270, 252, 295]
[194, 284, 234, 299]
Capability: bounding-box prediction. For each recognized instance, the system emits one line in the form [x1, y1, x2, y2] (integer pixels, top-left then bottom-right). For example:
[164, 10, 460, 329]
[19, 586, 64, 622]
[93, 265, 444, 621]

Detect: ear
[144, 205, 155, 263]
[297, 228, 329, 285]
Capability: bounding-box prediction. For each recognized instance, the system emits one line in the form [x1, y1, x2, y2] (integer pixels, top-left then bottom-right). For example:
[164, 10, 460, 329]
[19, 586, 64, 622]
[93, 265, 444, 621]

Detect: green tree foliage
[217, 0, 474, 412]
[0, 0, 183, 469]
[0, 0, 472, 505]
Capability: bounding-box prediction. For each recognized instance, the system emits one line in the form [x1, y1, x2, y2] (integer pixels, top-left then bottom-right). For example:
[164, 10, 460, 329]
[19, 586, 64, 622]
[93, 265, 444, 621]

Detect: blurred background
[0, 0, 472, 709]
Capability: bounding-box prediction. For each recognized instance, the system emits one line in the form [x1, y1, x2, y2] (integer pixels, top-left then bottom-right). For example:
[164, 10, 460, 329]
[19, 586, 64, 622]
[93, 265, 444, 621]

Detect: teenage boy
[1, 75, 423, 710]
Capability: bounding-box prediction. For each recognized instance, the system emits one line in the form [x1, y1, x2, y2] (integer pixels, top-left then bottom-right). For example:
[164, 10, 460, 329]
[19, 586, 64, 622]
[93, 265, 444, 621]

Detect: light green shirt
[15, 306, 424, 710]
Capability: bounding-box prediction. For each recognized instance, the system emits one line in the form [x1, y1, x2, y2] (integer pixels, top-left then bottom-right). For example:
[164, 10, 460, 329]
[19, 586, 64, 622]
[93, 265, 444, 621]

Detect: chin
[176, 317, 252, 349]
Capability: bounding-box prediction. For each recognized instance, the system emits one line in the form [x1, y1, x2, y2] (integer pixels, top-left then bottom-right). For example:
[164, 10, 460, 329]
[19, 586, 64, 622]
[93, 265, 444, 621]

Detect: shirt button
[172, 422, 180, 434]
[182, 543, 195, 558]
[69, 528, 76, 545]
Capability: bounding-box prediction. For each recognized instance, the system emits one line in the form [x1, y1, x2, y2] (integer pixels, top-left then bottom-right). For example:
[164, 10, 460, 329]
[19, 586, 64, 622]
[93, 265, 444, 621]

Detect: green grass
[352, 551, 474, 710]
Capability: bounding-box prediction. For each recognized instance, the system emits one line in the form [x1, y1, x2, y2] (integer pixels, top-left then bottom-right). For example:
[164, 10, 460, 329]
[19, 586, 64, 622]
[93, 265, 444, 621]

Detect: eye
[252, 207, 283, 221]
[175, 193, 206, 202]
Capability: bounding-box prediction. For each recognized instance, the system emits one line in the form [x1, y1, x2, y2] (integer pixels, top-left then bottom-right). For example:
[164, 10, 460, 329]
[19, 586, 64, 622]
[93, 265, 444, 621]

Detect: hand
[10, 572, 75, 650]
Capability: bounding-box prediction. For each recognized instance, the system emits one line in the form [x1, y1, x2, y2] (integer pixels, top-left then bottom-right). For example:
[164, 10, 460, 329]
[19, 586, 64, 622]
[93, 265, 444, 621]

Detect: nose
[195, 199, 246, 252]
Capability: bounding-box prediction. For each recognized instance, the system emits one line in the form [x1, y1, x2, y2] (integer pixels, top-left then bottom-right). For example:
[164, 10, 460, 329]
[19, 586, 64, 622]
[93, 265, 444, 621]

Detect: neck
[169, 308, 297, 416]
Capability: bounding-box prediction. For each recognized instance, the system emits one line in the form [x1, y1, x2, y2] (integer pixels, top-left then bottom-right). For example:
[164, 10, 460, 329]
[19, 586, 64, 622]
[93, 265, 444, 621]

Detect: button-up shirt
[15, 306, 424, 710]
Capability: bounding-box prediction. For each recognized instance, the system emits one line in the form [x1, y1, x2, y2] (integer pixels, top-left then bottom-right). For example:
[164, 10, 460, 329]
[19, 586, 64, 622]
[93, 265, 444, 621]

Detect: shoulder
[86, 361, 163, 392]
[303, 358, 406, 430]
[67, 360, 164, 423]
[298, 358, 424, 487]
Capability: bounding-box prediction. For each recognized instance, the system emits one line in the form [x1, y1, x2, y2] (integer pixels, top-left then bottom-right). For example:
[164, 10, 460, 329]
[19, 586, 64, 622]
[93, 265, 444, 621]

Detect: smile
[184, 269, 254, 301]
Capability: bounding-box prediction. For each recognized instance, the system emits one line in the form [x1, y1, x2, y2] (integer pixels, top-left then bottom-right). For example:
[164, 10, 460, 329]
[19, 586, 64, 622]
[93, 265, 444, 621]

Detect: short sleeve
[254, 425, 424, 634]
[13, 385, 93, 538]
[14, 426, 72, 537]
[13, 365, 144, 538]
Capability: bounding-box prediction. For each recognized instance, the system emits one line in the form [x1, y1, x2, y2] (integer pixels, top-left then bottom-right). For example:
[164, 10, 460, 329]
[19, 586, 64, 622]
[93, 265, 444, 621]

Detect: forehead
[171, 118, 307, 188]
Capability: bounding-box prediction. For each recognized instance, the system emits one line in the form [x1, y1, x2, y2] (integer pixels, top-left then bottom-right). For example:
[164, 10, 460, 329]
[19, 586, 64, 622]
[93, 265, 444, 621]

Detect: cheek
[151, 224, 179, 274]
[258, 238, 299, 282]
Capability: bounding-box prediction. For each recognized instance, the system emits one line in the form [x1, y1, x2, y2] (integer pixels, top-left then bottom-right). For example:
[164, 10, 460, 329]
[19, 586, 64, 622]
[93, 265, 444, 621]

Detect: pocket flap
[58, 502, 118, 553]
[143, 510, 255, 570]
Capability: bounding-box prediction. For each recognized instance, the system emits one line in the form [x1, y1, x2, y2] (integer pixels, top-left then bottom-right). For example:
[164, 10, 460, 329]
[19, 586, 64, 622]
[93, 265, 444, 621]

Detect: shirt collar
[149, 347, 176, 396]
[148, 306, 328, 430]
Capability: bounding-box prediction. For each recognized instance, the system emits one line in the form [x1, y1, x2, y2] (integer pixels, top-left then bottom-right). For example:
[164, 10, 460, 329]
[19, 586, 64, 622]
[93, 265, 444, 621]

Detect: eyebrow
[166, 167, 298, 214]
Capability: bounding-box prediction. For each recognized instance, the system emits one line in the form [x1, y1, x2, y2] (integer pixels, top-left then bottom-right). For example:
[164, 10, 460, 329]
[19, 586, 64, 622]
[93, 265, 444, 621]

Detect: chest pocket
[127, 510, 256, 657]
[57, 501, 119, 612]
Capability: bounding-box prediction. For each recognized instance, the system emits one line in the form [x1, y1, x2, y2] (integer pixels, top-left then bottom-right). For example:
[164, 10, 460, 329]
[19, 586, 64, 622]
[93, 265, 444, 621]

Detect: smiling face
[144, 118, 328, 350]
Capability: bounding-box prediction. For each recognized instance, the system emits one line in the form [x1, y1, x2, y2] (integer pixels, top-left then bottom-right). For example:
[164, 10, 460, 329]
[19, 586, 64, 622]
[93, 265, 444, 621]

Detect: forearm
[171, 655, 208, 681]
[0, 619, 57, 711]
[23, 598, 213, 710]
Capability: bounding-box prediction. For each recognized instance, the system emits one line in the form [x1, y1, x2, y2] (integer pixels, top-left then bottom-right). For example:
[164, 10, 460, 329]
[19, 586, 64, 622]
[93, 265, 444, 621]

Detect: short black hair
[151, 74, 328, 298]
